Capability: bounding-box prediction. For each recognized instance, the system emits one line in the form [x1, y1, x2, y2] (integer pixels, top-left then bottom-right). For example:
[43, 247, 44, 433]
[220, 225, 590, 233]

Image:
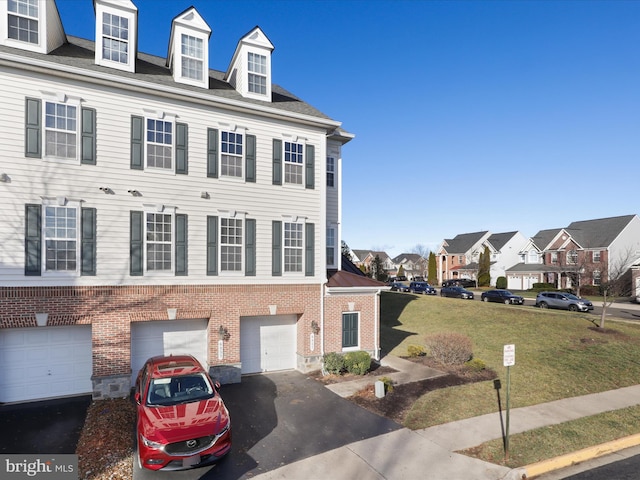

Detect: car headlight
[140, 434, 164, 450]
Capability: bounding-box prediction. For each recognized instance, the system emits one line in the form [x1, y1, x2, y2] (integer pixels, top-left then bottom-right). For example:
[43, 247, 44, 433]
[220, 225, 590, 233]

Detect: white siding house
[0, 0, 383, 403]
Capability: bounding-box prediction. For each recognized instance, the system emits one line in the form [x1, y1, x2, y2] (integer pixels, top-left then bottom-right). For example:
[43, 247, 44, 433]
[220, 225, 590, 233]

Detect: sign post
[503, 344, 515, 462]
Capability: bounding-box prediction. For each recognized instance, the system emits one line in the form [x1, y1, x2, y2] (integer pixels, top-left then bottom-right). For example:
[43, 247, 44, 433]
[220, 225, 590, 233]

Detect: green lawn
[380, 292, 640, 430]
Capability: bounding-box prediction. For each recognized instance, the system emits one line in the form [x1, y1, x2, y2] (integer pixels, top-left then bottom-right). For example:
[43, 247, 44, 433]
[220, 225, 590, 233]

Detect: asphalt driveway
[134, 370, 402, 479]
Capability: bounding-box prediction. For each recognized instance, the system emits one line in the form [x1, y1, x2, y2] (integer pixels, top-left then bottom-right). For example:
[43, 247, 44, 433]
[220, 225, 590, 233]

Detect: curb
[517, 433, 640, 479]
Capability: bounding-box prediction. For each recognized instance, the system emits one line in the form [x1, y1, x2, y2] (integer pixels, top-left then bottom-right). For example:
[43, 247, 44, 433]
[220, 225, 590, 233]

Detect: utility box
[375, 380, 385, 398]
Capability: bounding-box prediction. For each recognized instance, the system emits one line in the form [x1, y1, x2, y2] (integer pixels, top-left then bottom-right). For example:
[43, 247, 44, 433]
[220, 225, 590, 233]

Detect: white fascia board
[326, 287, 388, 295]
[0, 52, 342, 131]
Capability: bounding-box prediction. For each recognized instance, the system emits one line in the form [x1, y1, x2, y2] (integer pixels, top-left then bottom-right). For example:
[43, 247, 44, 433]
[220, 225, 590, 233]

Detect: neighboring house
[391, 253, 428, 279]
[508, 215, 640, 291]
[437, 231, 490, 285]
[505, 238, 546, 290]
[351, 250, 394, 276]
[485, 231, 529, 286]
[0, 0, 386, 404]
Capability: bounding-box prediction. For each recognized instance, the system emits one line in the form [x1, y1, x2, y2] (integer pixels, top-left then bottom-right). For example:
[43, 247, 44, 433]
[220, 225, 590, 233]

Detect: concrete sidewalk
[253, 354, 640, 480]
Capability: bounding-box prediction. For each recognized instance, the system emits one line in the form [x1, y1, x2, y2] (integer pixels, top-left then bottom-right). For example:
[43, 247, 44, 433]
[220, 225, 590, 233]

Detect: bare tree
[597, 248, 637, 329]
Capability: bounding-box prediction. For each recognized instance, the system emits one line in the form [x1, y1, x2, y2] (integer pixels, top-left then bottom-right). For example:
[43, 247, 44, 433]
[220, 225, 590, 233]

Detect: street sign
[503, 344, 515, 367]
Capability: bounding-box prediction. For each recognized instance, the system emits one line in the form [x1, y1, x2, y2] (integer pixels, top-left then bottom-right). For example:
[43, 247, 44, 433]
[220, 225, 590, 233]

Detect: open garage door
[240, 315, 297, 374]
[130, 319, 209, 385]
[0, 326, 92, 403]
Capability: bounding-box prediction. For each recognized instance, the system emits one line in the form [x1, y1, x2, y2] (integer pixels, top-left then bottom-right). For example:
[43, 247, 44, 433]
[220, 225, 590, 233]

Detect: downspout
[320, 283, 325, 359]
[374, 288, 381, 361]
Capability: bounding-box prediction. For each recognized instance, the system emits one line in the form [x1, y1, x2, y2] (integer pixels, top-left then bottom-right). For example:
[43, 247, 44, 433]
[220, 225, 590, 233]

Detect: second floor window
[146, 213, 172, 271]
[8, 0, 38, 44]
[44, 205, 77, 272]
[284, 222, 303, 272]
[327, 157, 335, 187]
[45, 102, 77, 159]
[326, 228, 336, 266]
[567, 251, 578, 265]
[181, 34, 203, 80]
[221, 131, 243, 177]
[551, 252, 558, 263]
[146, 119, 173, 169]
[221, 218, 243, 271]
[284, 142, 303, 185]
[102, 12, 129, 64]
[248, 52, 267, 95]
[593, 251, 601, 262]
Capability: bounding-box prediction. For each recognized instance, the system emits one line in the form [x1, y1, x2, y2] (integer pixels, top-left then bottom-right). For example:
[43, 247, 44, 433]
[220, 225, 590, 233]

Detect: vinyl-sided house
[0, 0, 384, 403]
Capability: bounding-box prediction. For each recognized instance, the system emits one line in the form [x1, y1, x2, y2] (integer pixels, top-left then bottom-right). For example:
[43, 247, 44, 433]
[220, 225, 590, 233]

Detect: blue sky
[57, 0, 640, 258]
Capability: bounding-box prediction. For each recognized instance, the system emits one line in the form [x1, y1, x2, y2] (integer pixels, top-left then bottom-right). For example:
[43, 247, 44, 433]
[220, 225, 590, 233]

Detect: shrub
[496, 276, 507, 289]
[344, 350, 372, 375]
[531, 282, 555, 291]
[407, 344, 427, 357]
[579, 285, 600, 296]
[323, 352, 345, 375]
[378, 376, 394, 393]
[465, 357, 487, 372]
[424, 332, 473, 365]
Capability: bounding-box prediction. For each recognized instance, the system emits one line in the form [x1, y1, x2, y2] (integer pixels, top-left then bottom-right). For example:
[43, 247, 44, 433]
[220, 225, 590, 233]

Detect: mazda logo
[186, 440, 197, 448]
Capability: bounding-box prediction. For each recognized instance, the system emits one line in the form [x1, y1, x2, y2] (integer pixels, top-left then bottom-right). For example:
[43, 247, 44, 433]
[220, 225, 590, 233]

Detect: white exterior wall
[0, 64, 329, 287]
[489, 232, 528, 286]
[609, 216, 640, 276]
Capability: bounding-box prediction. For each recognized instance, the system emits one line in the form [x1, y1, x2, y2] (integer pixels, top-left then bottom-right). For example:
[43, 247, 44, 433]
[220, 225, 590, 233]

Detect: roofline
[0, 52, 342, 132]
[326, 286, 388, 295]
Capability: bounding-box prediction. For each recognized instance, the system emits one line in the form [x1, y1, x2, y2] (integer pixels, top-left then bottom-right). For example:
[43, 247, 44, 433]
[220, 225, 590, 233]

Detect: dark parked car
[409, 281, 437, 295]
[481, 289, 524, 305]
[440, 286, 474, 299]
[442, 278, 476, 288]
[535, 291, 594, 312]
[389, 282, 410, 292]
[134, 355, 232, 471]
[395, 275, 408, 281]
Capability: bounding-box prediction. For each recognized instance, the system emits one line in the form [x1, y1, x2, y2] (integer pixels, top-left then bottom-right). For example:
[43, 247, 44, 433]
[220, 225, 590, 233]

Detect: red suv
[134, 355, 231, 471]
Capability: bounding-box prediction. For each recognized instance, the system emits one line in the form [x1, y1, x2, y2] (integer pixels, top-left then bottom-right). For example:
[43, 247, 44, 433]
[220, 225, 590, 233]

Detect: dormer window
[181, 34, 203, 81]
[248, 52, 267, 95]
[8, 0, 39, 44]
[94, 0, 137, 72]
[101, 12, 129, 64]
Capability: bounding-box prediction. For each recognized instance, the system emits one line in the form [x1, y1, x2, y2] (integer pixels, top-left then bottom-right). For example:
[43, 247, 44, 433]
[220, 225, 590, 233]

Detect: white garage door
[130, 320, 209, 385]
[0, 326, 92, 403]
[240, 315, 297, 374]
[507, 276, 521, 290]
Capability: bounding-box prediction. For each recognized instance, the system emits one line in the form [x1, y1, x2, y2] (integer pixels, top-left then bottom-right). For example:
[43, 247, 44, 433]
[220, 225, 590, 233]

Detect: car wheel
[539, 302, 548, 309]
[568, 304, 578, 312]
[483, 297, 489, 302]
[504, 299, 510, 305]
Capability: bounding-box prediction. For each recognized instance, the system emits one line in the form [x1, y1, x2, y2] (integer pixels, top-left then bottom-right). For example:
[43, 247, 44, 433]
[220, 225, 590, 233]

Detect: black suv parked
[442, 278, 476, 288]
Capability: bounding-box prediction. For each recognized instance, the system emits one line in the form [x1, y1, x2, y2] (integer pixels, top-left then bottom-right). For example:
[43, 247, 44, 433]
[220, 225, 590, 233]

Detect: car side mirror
[134, 392, 141, 405]
[214, 381, 221, 390]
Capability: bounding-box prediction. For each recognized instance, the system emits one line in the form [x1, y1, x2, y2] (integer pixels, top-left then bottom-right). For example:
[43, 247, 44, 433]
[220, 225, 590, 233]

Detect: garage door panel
[240, 315, 297, 374]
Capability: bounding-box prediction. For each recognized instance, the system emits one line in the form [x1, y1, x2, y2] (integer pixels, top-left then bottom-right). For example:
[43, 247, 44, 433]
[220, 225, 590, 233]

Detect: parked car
[440, 286, 474, 299]
[412, 276, 425, 282]
[395, 275, 408, 281]
[535, 292, 594, 312]
[134, 355, 232, 471]
[442, 278, 476, 288]
[389, 282, 410, 292]
[409, 281, 437, 295]
[481, 289, 524, 305]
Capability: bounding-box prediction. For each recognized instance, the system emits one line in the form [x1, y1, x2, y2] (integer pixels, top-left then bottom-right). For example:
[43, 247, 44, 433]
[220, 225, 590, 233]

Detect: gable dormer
[94, 0, 137, 73]
[167, 7, 211, 89]
[225, 26, 274, 101]
[0, 0, 65, 54]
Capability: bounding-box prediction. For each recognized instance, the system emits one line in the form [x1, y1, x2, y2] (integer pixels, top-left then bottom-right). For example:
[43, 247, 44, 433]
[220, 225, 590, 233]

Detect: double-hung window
[44, 205, 78, 272]
[221, 131, 243, 178]
[326, 156, 335, 187]
[284, 142, 303, 185]
[8, 0, 39, 44]
[247, 52, 267, 95]
[146, 119, 173, 170]
[221, 217, 243, 271]
[593, 251, 601, 262]
[101, 12, 129, 64]
[326, 227, 336, 267]
[45, 101, 77, 159]
[145, 212, 172, 271]
[567, 251, 578, 265]
[181, 34, 203, 81]
[593, 270, 601, 286]
[284, 222, 303, 272]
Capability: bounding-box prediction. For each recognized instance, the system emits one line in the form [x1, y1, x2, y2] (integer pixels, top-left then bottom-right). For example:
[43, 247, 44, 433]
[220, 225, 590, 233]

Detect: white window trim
[244, 49, 270, 100]
[326, 155, 336, 188]
[341, 311, 360, 352]
[281, 135, 307, 189]
[40, 92, 82, 164]
[219, 124, 247, 181]
[282, 215, 306, 275]
[172, 24, 209, 88]
[218, 210, 246, 276]
[143, 111, 177, 173]
[1, 0, 43, 53]
[142, 205, 176, 276]
[326, 225, 337, 269]
[40, 197, 82, 277]
[95, 4, 135, 72]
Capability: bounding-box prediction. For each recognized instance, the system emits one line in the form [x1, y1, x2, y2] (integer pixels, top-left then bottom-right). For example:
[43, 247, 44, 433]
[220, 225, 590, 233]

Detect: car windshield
[147, 373, 215, 406]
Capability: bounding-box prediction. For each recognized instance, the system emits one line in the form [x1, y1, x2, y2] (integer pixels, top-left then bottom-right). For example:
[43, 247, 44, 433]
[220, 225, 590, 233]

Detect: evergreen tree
[341, 241, 352, 261]
[478, 246, 491, 286]
[428, 252, 437, 285]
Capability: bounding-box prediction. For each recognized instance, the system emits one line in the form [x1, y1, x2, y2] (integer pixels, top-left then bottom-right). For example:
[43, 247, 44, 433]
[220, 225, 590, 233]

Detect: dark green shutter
[131, 116, 144, 170]
[175, 123, 188, 174]
[175, 214, 187, 275]
[81, 107, 97, 165]
[305, 144, 315, 189]
[272, 220, 282, 276]
[130, 211, 143, 276]
[342, 313, 358, 348]
[25, 98, 41, 158]
[81, 207, 97, 275]
[207, 128, 218, 178]
[25, 204, 41, 275]
[246, 134, 256, 183]
[272, 139, 282, 185]
[206, 216, 218, 275]
[245, 218, 256, 276]
[305, 222, 315, 276]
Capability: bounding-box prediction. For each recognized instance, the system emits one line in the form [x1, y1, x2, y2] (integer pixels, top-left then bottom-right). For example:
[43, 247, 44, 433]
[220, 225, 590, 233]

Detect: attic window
[181, 34, 203, 81]
[101, 12, 129, 64]
[8, 0, 39, 44]
[247, 52, 267, 95]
